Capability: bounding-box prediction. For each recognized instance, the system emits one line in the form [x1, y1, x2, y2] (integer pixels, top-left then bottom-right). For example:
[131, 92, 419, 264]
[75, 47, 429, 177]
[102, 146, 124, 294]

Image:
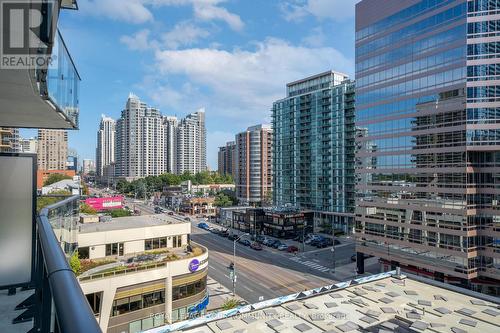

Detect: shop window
[105, 242, 123, 256]
[85, 292, 102, 316]
[78, 247, 89, 259]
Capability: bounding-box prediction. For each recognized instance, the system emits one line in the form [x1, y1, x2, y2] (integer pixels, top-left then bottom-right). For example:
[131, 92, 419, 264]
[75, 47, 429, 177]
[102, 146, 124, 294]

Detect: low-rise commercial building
[76, 214, 209, 333]
[180, 197, 216, 217]
[230, 207, 314, 239]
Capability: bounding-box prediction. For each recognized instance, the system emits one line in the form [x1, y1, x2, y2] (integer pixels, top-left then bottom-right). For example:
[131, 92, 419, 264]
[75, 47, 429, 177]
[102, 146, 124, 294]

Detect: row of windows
[357, 4, 465, 57]
[112, 277, 207, 318]
[468, 19, 500, 34]
[357, 92, 449, 122]
[357, 67, 465, 107]
[356, 0, 456, 41]
[468, 86, 500, 98]
[172, 277, 206, 301]
[144, 235, 182, 250]
[468, 64, 500, 78]
[112, 290, 165, 317]
[357, 24, 464, 74]
[468, 0, 500, 12]
[106, 242, 124, 256]
[357, 46, 465, 89]
[468, 41, 500, 55]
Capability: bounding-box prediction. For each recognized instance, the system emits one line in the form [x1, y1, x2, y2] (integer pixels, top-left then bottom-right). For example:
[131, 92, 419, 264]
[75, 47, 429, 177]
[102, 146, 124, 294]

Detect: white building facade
[77, 215, 209, 333]
[96, 115, 116, 178]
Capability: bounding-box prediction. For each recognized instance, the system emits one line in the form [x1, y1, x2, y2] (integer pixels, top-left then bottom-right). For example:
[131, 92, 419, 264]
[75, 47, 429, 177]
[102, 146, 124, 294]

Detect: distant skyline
[24, 0, 357, 169]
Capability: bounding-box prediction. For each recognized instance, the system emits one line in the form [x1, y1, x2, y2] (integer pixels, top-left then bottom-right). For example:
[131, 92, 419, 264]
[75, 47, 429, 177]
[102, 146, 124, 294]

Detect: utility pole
[331, 221, 335, 273]
[231, 233, 249, 296]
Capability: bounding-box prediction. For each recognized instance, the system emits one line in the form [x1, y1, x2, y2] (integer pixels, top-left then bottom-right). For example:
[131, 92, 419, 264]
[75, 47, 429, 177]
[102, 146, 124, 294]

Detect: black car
[220, 230, 229, 237]
[228, 234, 238, 241]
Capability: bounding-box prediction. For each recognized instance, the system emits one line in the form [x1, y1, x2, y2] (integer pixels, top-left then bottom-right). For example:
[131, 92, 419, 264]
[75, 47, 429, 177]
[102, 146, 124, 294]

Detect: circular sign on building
[189, 258, 200, 272]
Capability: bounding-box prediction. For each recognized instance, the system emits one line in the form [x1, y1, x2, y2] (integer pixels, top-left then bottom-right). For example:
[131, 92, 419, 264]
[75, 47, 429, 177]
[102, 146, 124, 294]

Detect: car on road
[277, 244, 288, 251]
[239, 239, 251, 246]
[184, 217, 191, 221]
[287, 245, 299, 253]
[250, 242, 263, 250]
[167, 212, 174, 215]
[197, 222, 209, 230]
[228, 234, 238, 241]
[220, 230, 229, 237]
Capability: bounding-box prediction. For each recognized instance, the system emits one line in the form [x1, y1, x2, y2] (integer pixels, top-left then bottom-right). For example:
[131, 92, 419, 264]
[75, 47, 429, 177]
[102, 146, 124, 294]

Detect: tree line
[115, 171, 234, 197]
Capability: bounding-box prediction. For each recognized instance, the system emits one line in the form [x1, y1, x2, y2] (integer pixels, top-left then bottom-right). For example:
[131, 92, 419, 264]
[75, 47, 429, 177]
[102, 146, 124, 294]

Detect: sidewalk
[206, 277, 245, 312]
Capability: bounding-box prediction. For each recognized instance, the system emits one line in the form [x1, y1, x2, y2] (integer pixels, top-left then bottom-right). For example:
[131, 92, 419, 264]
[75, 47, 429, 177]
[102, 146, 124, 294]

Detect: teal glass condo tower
[272, 71, 355, 233]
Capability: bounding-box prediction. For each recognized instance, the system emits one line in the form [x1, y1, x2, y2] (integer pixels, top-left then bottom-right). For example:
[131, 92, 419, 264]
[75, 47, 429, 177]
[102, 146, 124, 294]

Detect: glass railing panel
[46, 30, 80, 128]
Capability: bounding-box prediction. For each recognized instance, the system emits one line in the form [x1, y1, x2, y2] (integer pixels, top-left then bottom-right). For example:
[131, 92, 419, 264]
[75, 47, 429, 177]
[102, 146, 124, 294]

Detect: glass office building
[272, 71, 356, 233]
[355, 0, 500, 295]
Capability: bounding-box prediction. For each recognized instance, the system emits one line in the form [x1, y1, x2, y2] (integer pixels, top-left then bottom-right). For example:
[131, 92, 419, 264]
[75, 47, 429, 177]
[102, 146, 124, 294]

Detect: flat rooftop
[78, 214, 188, 233]
[146, 271, 500, 333]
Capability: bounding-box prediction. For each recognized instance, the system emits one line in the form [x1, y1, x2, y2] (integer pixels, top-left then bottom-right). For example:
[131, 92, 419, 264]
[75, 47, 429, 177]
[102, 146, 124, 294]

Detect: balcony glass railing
[46, 30, 80, 127]
[34, 195, 101, 332]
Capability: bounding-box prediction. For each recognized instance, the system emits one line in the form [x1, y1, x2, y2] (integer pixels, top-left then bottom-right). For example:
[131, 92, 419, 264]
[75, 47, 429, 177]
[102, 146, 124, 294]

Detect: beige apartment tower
[37, 129, 68, 170]
[235, 125, 272, 204]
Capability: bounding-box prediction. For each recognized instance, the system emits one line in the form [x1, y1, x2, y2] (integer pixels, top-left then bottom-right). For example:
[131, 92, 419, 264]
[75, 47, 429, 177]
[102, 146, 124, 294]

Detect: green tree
[80, 203, 97, 215]
[43, 173, 72, 186]
[70, 251, 81, 275]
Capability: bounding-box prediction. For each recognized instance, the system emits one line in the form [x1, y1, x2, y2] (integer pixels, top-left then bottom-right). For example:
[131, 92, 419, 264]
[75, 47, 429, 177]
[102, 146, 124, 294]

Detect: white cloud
[281, 0, 357, 22]
[120, 29, 157, 50]
[151, 38, 353, 124]
[78, 0, 153, 24]
[193, 2, 244, 31]
[162, 22, 210, 49]
[80, 0, 243, 31]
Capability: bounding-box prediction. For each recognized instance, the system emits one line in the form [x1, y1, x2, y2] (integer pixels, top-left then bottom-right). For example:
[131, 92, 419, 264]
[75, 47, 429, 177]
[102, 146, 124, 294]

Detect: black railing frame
[34, 195, 101, 333]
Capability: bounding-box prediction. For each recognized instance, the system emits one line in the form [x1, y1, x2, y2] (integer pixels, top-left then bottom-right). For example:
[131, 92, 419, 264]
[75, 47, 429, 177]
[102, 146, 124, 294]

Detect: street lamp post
[231, 233, 249, 296]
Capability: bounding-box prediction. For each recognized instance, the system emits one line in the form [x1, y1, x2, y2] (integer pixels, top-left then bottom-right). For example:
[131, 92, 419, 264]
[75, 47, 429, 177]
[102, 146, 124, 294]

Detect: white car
[277, 244, 288, 251]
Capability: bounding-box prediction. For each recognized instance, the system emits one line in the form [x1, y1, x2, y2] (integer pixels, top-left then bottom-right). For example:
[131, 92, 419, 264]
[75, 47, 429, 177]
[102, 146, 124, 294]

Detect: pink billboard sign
[85, 196, 124, 211]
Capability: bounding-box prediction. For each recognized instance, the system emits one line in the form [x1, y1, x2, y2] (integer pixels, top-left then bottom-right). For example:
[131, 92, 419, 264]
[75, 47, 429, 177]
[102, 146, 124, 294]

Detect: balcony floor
[0, 288, 33, 333]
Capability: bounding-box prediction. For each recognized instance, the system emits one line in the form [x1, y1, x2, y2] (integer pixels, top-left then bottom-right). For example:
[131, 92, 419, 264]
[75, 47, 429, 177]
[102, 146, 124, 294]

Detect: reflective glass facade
[272, 72, 355, 232]
[355, 0, 499, 295]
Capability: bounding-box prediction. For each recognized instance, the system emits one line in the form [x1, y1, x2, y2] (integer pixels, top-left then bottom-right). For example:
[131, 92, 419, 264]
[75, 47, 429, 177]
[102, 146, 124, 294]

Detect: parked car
[250, 242, 263, 250]
[287, 245, 299, 253]
[262, 238, 274, 246]
[220, 230, 229, 237]
[197, 222, 209, 230]
[184, 217, 191, 221]
[228, 234, 238, 241]
[168, 212, 174, 216]
[272, 241, 283, 249]
[266, 239, 280, 247]
[255, 235, 265, 243]
[315, 239, 331, 248]
[239, 239, 251, 246]
[277, 244, 288, 251]
[309, 237, 325, 247]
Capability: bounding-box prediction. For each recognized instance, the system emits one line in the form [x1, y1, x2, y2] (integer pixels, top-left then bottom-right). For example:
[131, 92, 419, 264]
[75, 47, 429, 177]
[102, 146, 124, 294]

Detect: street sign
[229, 270, 234, 281]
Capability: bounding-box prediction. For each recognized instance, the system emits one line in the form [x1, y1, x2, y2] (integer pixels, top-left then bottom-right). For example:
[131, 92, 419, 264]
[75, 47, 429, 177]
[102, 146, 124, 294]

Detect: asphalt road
[190, 223, 336, 303]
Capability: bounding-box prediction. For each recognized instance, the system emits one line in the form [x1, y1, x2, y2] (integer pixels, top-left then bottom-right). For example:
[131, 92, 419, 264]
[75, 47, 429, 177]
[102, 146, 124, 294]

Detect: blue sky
[39, 0, 357, 169]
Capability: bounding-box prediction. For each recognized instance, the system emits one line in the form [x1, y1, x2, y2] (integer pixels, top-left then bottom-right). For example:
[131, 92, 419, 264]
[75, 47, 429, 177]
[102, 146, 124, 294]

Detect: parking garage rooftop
[146, 271, 499, 333]
[78, 213, 188, 233]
